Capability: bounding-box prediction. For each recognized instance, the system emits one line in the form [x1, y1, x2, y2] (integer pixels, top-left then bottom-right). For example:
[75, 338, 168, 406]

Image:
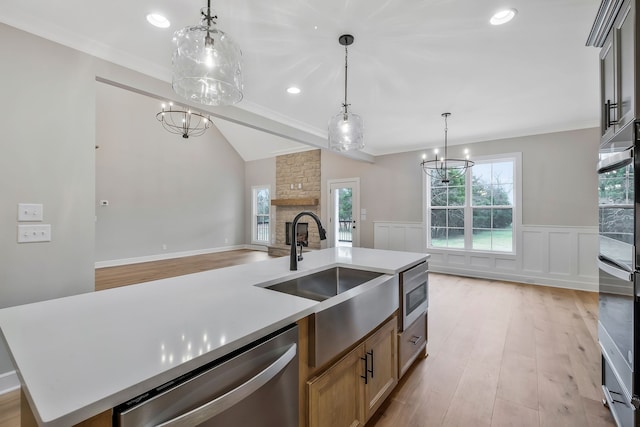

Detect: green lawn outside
[431, 229, 512, 252]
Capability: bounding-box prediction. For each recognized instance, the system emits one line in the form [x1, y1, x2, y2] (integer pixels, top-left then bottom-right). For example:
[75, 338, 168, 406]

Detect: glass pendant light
[172, 0, 243, 106]
[328, 34, 364, 152]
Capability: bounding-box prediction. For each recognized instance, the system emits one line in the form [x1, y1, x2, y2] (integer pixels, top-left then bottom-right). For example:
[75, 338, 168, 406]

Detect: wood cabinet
[307, 316, 398, 427]
[591, 0, 638, 143]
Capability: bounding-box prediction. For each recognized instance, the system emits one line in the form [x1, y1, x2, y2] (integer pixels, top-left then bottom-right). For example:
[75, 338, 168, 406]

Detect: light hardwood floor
[370, 274, 615, 427]
[0, 252, 616, 427]
[95, 249, 274, 291]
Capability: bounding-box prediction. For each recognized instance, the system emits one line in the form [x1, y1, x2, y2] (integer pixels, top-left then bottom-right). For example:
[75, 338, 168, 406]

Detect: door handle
[156, 344, 297, 426]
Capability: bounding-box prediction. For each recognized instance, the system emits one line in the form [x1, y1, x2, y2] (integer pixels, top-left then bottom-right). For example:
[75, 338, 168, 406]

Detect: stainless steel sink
[265, 267, 383, 301]
[262, 266, 398, 368]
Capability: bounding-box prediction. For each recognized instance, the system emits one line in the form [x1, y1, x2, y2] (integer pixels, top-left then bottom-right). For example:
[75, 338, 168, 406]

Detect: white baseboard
[430, 265, 597, 292]
[0, 370, 19, 394]
[95, 245, 254, 268]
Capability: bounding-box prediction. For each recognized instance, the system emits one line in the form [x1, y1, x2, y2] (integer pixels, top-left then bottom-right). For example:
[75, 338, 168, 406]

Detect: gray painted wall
[320, 127, 599, 248]
[95, 82, 245, 261]
[0, 24, 96, 374]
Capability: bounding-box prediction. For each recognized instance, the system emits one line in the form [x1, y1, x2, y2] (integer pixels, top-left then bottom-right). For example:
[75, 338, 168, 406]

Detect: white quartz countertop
[0, 247, 427, 426]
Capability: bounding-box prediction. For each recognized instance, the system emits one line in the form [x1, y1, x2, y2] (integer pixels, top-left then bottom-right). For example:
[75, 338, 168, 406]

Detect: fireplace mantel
[270, 198, 319, 206]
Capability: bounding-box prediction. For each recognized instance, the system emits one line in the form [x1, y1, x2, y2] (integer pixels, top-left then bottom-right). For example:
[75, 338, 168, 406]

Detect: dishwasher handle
[156, 343, 297, 427]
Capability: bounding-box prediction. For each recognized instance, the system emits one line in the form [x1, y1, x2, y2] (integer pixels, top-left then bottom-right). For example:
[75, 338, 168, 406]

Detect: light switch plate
[18, 203, 43, 221]
[18, 224, 51, 243]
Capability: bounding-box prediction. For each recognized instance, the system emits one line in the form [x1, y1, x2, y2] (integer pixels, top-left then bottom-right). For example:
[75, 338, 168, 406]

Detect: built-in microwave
[399, 262, 429, 331]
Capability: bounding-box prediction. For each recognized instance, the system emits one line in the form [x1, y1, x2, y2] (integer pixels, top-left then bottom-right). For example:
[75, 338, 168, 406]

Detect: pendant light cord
[343, 43, 349, 116]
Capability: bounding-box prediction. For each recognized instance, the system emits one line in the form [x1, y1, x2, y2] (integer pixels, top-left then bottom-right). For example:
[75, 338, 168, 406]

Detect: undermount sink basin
[265, 267, 383, 301]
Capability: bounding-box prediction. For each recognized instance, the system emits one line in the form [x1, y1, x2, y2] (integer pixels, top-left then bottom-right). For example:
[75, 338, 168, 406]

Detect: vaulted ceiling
[0, 0, 602, 160]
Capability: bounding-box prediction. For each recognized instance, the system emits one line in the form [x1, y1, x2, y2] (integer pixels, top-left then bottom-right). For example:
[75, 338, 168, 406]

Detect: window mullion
[464, 168, 473, 249]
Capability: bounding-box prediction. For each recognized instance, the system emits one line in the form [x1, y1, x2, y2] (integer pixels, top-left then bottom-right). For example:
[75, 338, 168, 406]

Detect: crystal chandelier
[172, 0, 243, 106]
[156, 102, 212, 139]
[328, 34, 364, 152]
[421, 113, 474, 184]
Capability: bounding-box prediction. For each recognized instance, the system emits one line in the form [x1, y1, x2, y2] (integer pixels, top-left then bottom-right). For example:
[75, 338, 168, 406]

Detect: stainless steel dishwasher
[114, 324, 298, 426]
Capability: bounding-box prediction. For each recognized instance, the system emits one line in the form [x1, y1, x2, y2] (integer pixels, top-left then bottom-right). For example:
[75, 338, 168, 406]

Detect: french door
[328, 178, 360, 247]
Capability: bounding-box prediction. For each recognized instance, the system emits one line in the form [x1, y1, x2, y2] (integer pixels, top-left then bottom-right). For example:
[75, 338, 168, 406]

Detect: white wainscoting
[373, 222, 425, 253]
[373, 222, 598, 292]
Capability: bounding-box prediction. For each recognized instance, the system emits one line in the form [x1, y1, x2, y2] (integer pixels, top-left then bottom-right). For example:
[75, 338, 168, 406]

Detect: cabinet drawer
[398, 312, 427, 378]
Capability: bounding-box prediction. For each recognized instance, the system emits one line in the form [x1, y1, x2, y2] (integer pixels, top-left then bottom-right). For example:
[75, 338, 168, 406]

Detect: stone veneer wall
[274, 150, 321, 250]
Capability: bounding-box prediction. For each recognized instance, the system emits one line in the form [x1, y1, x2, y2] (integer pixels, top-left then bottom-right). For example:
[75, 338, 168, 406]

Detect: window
[252, 185, 270, 244]
[427, 155, 516, 253]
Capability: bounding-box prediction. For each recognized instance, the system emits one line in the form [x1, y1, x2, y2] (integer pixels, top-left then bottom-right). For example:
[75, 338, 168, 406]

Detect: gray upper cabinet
[600, 32, 616, 141]
[589, 0, 638, 145]
[616, 1, 636, 132]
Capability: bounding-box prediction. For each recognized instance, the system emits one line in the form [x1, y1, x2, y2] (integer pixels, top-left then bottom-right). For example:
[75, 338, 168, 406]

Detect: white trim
[374, 222, 598, 292]
[425, 152, 522, 255]
[0, 370, 20, 394]
[327, 178, 361, 248]
[251, 185, 271, 246]
[429, 265, 596, 292]
[95, 245, 247, 268]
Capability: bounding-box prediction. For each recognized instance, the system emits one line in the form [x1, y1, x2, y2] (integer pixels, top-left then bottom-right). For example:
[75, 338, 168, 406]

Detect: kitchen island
[0, 247, 427, 427]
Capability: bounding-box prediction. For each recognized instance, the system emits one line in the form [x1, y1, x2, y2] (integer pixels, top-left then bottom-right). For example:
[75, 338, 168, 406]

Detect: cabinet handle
[409, 335, 423, 345]
[361, 355, 368, 385]
[606, 99, 618, 127]
[367, 350, 374, 378]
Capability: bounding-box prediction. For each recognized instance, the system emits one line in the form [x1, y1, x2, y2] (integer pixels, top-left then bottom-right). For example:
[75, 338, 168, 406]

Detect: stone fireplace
[268, 149, 321, 257]
[286, 222, 308, 247]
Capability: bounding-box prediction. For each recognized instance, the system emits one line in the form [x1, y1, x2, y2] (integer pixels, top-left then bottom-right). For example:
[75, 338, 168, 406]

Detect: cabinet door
[600, 31, 617, 141]
[364, 316, 398, 420]
[616, 0, 635, 130]
[308, 344, 366, 427]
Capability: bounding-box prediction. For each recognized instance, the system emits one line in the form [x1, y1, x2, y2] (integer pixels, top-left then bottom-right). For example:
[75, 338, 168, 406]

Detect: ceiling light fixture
[490, 8, 517, 25]
[146, 13, 170, 28]
[421, 113, 474, 184]
[172, 0, 243, 106]
[156, 102, 212, 139]
[328, 34, 364, 152]
[287, 87, 301, 94]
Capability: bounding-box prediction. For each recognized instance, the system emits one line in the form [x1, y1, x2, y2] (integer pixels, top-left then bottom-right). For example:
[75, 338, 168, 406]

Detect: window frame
[251, 185, 271, 245]
[425, 153, 520, 255]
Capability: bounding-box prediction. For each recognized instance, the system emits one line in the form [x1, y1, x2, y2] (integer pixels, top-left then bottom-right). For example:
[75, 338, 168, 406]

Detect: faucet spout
[290, 211, 327, 271]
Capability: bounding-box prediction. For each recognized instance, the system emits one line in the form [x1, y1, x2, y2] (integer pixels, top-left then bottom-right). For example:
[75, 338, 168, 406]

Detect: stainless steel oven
[399, 262, 429, 331]
[598, 125, 640, 425]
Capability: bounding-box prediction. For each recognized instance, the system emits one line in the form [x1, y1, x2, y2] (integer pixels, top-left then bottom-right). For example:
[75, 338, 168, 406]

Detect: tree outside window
[428, 157, 515, 253]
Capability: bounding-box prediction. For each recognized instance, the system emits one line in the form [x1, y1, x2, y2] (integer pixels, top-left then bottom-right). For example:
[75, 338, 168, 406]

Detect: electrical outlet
[18, 224, 51, 243]
[18, 203, 43, 221]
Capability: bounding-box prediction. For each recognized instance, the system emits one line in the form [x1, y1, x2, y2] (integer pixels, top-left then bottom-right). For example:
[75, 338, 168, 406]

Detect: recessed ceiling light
[147, 13, 170, 28]
[490, 8, 517, 25]
[287, 87, 301, 94]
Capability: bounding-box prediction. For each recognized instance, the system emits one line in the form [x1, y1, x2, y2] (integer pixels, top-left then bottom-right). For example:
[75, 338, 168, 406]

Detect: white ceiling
[0, 0, 602, 160]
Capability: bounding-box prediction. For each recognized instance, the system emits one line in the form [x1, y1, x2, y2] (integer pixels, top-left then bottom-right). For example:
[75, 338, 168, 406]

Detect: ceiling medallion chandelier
[156, 102, 212, 139]
[172, 0, 243, 106]
[328, 34, 364, 152]
[421, 112, 474, 184]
